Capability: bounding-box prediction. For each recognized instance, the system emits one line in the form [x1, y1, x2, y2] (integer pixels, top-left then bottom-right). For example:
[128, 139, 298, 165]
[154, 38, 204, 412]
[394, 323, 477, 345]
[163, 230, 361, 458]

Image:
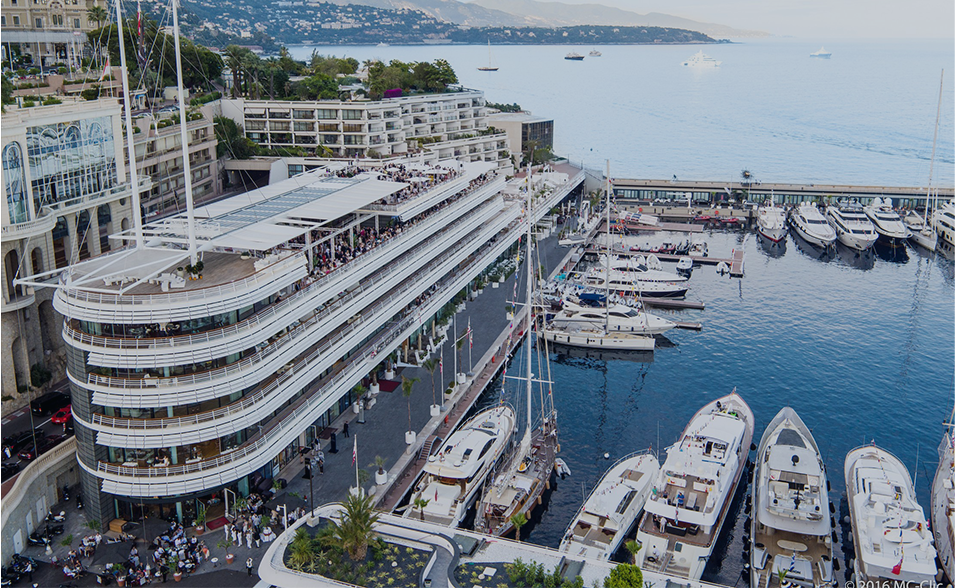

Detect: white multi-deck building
[40, 155, 561, 525]
[221, 89, 510, 169]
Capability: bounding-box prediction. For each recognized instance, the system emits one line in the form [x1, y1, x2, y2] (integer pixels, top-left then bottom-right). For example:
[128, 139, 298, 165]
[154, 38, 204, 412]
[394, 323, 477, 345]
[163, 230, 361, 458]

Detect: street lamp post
[307, 457, 317, 517]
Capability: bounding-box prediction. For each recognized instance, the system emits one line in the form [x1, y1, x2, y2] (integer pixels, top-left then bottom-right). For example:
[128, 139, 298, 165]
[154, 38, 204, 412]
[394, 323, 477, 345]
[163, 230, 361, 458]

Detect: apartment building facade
[220, 88, 510, 169]
[1, 98, 136, 403]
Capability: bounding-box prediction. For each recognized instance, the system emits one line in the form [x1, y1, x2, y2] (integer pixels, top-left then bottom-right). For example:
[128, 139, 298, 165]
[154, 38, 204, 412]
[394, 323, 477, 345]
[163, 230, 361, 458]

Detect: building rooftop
[488, 111, 554, 123]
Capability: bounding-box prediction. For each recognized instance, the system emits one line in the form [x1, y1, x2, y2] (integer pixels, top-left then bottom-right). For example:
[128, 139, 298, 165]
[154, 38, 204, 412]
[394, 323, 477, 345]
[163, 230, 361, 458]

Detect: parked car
[18, 434, 65, 460]
[0, 462, 20, 482]
[30, 391, 70, 416]
[2, 428, 43, 455]
[51, 404, 72, 425]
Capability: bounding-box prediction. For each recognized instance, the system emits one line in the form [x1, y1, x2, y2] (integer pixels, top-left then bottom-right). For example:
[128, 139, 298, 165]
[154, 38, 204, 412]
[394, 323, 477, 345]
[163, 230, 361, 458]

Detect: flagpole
[353, 434, 359, 491]
[114, 0, 145, 249]
[467, 318, 472, 375]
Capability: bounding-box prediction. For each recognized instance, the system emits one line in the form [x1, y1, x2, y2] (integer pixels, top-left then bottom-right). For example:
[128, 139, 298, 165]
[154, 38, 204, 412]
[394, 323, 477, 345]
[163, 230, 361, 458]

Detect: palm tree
[624, 539, 642, 564]
[288, 528, 315, 571]
[510, 512, 528, 542]
[370, 455, 387, 475]
[422, 357, 438, 407]
[412, 497, 430, 521]
[401, 375, 419, 434]
[86, 5, 109, 70]
[323, 492, 379, 561]
[353, 382, 367, 423]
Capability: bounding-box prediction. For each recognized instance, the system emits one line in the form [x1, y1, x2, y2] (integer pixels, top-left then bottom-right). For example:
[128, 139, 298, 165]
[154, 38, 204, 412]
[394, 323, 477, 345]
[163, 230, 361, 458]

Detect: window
[35, 17, 42, 28]
[13, 15, 20, 25]
[73, 18, 80, 28]
[52, 14, 63, 26]
[1, 16, 5, 25]
[316, 109, 337, 119]
[341, 110, 362, 120]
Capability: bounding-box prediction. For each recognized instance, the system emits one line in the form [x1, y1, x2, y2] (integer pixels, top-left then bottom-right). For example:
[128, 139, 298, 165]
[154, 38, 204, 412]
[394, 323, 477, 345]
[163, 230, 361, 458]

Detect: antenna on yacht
[171, 0, 198, 264]
[521, 161, 533, 456]
[926, 69, 944, 225]
[605, 160, 611, 335]
[912, 442, 920, 490]
[115, 0, 145, 249]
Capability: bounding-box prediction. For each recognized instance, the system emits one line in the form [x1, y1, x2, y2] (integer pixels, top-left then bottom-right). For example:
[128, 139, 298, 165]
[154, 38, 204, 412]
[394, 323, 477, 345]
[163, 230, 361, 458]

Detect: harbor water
[476, 229, 954, 585]
[289, 38, 955, 188]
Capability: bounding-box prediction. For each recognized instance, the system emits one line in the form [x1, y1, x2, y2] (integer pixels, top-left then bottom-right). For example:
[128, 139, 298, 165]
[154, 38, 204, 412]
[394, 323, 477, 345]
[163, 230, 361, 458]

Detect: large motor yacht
[826, 201, 878, 250]
[931, 411, 954, 584]
[548, 298, 675, 336]
[864, 197, 911, 243]
[559, 451, 660, 560]
[682, 50, 721, 67]
[789, 203, 836, 248]
[405, 405, 516, 526]
[845, 445, 938, 585]
[634, 391, 755, 580]
[756, 199, 788, 243]
[751, 408, 834, 588]
[933, 201, 955, 246]
[585, 255, 689, 299]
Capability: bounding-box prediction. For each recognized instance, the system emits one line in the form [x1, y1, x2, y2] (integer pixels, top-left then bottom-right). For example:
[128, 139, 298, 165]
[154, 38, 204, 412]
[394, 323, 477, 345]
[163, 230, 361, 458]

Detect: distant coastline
[284, 40, 733, 47]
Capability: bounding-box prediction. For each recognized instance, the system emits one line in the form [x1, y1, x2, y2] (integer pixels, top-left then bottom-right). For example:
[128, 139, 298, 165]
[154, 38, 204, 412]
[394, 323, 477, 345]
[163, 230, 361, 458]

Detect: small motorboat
[716, 261, 730, 274]
[646, 254, 662, 270]
[676, 257, 693, 274]
[555, 458, 571, 479]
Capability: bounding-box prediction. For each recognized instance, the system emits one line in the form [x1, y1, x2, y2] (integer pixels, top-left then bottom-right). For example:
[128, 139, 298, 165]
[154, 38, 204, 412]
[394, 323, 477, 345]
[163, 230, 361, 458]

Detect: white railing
[1, 208, 58, 240]
[84, 197, 501, 391]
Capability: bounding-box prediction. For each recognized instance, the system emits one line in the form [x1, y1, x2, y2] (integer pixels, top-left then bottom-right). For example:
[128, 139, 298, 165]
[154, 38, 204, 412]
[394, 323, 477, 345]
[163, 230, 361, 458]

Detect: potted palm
[194, 504, 206, 535]
[352, 383, 366, 414]
[384, 354, 396, 380]
[401, 375, 419, 447]
[455, 337, 466, 384]
[422, 358, 440, 416]
[371, 455, 388, 485]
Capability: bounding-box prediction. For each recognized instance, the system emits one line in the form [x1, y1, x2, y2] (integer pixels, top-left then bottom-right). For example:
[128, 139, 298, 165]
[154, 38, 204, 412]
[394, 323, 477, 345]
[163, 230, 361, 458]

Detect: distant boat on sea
[810, 46, 832, 58]
[682, 50, 721, 67]
[478, 39, 498, 71]
[376, 42, 389, 47]
[565, 52, 585, 61]
[589, 49, 602, 57]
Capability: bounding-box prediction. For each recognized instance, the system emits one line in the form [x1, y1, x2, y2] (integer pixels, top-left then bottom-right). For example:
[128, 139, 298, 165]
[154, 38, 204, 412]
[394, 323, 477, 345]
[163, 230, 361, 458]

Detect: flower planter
[457, 303, 466, 313]
[366, 397, 377, 409]
[430, 404, 441, 417]
[491, 281, 499, 289]
[370, 382, 380, 395]
[352, 402, 360, 414]
[118, 577, 127, 587]
[456, 373, 466, 384]
[226, 554, 235, 565]
[375, 470, 388, 485]
[385, 369, 395, 380]
[194, 525, 204, 535]
[498, 277, 505, 284]
[405, 431, 416, 445]
[173, 572, 181, 582]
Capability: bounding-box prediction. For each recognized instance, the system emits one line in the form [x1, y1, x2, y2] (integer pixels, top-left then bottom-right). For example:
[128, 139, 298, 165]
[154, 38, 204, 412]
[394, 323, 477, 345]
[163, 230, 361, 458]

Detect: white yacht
[589, 49, 602, 57]
[682, 50, 721, 68]
[405, 405, 516, 526]
[931, 411, 954, 584]
[933, 201, 955, 246]
[585, 255, 689, 299]
[810, 47, 832, 58]
[559, 451, 660, 560]
[905, 209, 938, 251]
[751, 408, 834, 588]
[826, 201, 878, 250]
[548, 299, 676, 336]
[756, 199, 788, 243]
[634, 391, 755, 580]
[789, 203, 837, 248]
[619, 210, 659, 227]
[864, 197, 911, 243]
[845, 445, 938, 584]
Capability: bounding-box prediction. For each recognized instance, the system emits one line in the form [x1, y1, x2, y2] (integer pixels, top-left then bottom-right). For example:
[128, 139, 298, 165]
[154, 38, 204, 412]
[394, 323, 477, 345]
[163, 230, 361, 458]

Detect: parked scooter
[62, 484, 70, 502]
[43, 523, 65, 536]
[27, 531, 51, 547]
[46, 510, 67, 523]
[75, 493, 83, 510]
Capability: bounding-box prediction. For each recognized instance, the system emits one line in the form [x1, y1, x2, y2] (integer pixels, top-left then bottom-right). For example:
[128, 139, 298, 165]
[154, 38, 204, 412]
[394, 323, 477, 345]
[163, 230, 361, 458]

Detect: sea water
[290, 38, 955, 188]
[288, 38, 955, 583]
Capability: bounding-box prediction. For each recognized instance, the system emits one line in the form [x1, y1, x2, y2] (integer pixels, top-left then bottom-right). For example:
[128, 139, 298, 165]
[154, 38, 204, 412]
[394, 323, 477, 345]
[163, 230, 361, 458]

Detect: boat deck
[751, 524, 832, 588]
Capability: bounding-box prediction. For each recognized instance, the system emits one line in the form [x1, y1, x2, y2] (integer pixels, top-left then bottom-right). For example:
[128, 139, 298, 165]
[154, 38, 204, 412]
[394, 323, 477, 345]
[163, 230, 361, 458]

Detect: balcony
[84, 206, 520, 495]
[1, 208, 57, 240]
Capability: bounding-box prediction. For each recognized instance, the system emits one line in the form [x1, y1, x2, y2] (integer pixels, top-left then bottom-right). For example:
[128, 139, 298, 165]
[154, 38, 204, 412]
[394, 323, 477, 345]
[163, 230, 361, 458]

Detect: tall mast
[115, 0, 145, 249]
[522, 164, 533, 454]
[605, 160, 611, 334]
[927, 69, 945, 219]
[171, 0, 198, 264]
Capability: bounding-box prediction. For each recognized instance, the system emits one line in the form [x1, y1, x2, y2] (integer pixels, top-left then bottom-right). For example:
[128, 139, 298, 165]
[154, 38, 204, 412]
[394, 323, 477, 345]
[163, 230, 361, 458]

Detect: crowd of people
[334, 162, 462, 206]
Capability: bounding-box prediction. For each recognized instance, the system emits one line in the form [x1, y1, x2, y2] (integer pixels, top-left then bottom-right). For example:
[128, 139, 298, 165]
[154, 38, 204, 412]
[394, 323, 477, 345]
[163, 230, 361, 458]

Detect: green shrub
[30, 363, 52, 388]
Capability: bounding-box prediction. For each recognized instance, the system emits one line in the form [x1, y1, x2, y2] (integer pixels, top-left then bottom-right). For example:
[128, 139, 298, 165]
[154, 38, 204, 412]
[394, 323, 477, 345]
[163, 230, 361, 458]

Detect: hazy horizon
[463, 0, 954, 39]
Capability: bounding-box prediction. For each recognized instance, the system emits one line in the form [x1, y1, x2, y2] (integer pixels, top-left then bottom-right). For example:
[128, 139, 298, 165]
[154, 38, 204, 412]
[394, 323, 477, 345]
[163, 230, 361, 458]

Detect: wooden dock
[643, 298, 706, 311]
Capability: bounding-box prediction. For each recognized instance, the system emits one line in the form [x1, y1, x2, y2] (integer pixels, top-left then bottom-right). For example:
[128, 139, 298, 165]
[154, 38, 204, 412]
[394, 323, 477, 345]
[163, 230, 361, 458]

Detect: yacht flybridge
[559, 451, 660, 560]
[845, 445, 938, 584]
[405, 405, 515, 526]
[751, 408, 834, 588]
[931, 410, 955, 583]
[789, 203, 836, 248]
[635, 391, 755, 580]
[864, 197, 911, 243]
[756, 197, 788, 243]
[826, 201, 878, 250]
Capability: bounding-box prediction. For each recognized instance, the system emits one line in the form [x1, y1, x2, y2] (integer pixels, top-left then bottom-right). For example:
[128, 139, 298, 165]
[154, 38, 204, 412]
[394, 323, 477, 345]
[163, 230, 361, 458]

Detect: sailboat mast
[115, 0, 145, 249]
[605, 160, 611, 333]
[927, 69, 945, 219]
[171, 0, 198, 264]
[523, 164, 533, 450]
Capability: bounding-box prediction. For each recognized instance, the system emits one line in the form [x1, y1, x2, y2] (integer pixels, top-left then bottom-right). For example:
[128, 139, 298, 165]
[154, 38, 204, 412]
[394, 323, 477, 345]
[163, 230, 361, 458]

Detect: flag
[98, 56, 110, 81]
[467, 318, 473, 349]
[891, 557, 902, 575]
[434, 488, 438, 502]
[351, 436, 357, 466]
[136, 0, 147, 70]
